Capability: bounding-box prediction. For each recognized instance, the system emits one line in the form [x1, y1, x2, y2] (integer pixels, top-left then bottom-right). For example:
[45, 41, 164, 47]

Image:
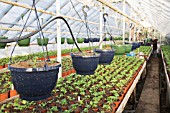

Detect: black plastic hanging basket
[0, 36, 8, 49]
[8, 61, 61, 101]
[96, 38, 100, 42]
[94, 48, 115, 64]
[84, 38, 90, 43]
[70, 52, 100, 75]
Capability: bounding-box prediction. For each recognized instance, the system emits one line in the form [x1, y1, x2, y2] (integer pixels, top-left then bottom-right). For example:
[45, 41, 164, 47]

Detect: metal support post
[99, 4, 103, 49]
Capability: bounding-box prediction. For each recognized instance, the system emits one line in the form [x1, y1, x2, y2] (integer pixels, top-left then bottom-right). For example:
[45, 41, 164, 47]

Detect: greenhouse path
[136, 56, 160, 113]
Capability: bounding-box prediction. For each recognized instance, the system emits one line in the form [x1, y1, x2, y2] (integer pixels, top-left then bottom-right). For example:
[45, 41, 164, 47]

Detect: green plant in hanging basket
[0, 36, 8, 49]
[112, 45, 126, 55]
[124, 44, 132, 53]
[106, 37, 110, 41]
[18, 38, 31, 47]
[77, 38, 84, 43]
[104, 37, 110, 41]
[67, 38, 74, 44]
[55, 37, 65, 44]
[17, 13, 31, 47]
[37, 38, 49, 46]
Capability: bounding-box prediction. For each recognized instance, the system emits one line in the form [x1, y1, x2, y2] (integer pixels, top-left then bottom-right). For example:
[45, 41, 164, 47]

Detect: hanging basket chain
[82, 5, 93, 51]
[69, 0, 99, 37]
[106, 17, 115, 44]
[70, 21, 84, 53]
[9, 2, 34, 64]
[97, 13, 108, 47]
[33, 0, 49, 66]
[104, 14, 107, 47]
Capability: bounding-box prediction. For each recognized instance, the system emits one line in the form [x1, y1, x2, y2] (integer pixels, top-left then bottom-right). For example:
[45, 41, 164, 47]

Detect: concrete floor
[136, 57, 160, 113]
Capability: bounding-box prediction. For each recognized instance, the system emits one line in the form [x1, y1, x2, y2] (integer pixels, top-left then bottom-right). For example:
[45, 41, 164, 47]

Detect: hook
[82, 5, 90, 19]
[103, 13, 108, 22]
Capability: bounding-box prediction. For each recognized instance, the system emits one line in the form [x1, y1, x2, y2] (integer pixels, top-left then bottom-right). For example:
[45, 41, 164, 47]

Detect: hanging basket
[103, 38, 110, 41]
[18, 38, 30, 47]
[93, 38, 98, 42]
[67, 38, 74, 44]
[96, 38, 100, 42]
[124, 44, 132, 53]
[55, 37, 65, 44]
[94, 48, 115, 64]
[37, 38, 49, 46]
[70, 52, 100, 75]
[77, 38, 84, 43]
[139, 41, 144, 46]
[0, 36, 8, 49]
[84, 38, 90, 43]
[112, 45, 126, 55]
[8, 61, 61, 101]
[89, 38, 93, 42]
[132, 42, 140, 50]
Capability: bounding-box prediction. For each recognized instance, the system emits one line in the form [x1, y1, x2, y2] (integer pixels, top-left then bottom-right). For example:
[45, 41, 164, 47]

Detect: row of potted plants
[0, 35, 112, 49]
[0, 71, 18, 102]
[0, 36, 31, 48]
[62, 57, 75, 77]
[0, 56, 145, 112]
[0, 36, 81, 48]
[134, 46, 152, 57]
[113, 37, 123, 40]
[161, 45, 170, 75]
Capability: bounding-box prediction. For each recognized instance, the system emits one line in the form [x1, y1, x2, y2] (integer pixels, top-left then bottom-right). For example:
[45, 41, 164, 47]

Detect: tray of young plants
[62, 57, 75, 77]
[134, 46, 152, 58]
[161, 45, 170, 105]
[0, 56, 145, 113]
[161, 45, 170, 75]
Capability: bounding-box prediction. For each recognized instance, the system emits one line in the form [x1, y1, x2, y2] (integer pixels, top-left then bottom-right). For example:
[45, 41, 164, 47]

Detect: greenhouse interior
[0, 0, 170, 113]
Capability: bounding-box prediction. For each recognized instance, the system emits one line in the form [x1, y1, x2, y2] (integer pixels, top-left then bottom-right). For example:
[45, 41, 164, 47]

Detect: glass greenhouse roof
[0, 0, 169, 42]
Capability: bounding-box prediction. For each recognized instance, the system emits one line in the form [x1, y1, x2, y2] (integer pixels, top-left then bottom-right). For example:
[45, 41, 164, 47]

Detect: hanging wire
[9, 3, 34, 64]
[69, 0, 99, 37]
[103, 13, 108, 47]
[103, 18, 107, 47]
[85, 16, 92, 50]
[106, 19, 115, 44]
[33, 0, 50, 65]
[70, 22, 84, 52]
[82, 5, 93, 51]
